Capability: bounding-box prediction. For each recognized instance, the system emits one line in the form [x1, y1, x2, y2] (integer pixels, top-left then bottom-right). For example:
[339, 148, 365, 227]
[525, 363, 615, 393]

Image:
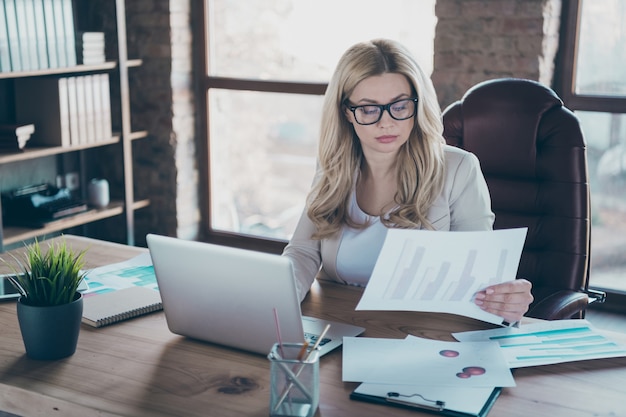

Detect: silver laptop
[146, 233, 364, 356]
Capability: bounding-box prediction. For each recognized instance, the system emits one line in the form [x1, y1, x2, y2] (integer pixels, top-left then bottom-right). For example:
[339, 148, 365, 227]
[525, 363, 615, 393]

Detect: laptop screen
[146, 233, 306, 354]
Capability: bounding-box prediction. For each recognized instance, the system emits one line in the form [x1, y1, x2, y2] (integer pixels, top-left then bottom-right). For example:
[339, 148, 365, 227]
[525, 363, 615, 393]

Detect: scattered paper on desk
[452, 319, 626, 368]
[83, 253, 156, 295]
[342, 336, 516, 387]
[356, 228, 527, 326]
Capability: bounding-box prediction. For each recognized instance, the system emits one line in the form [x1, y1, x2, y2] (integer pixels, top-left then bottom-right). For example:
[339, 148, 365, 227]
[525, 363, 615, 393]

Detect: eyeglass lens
[351, 99, 417, 125]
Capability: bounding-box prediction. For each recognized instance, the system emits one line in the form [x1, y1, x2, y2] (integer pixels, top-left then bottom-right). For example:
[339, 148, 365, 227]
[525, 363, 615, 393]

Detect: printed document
[83, 253, 156, 295]
[342, 335, 516, 387]
[356, 228, 527, 326]
[453, 319, 626, 368]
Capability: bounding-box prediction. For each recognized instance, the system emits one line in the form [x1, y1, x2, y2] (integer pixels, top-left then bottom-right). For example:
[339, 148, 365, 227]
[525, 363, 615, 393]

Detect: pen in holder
[268, 342, 320, 417]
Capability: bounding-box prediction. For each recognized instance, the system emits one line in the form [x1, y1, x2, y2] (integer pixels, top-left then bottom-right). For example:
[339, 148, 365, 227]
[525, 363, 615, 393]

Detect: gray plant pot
[16, 292, 83, 360]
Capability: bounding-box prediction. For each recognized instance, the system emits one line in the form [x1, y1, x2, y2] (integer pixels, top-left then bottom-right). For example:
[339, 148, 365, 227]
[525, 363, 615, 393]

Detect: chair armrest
[585, 288, 607, 304]
[527, 290, 590, 320]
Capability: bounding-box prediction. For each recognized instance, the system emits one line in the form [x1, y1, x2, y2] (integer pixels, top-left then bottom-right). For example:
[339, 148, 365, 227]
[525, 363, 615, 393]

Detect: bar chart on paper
[356, 228, 527, 325]
[453, 320, 626, 368]
[383, 242, 509, 302]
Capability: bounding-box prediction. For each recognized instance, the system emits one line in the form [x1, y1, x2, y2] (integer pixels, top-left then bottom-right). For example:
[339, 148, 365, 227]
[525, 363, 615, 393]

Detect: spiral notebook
[82, 286, 163, 328]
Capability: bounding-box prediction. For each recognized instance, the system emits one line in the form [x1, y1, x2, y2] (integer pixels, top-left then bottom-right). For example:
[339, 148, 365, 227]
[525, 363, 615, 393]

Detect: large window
[199, 1, 437, 251]
[557, 0, 626, 300]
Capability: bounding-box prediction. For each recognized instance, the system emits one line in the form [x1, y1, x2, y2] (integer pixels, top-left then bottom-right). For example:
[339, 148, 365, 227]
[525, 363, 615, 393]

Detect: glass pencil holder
[268, 342, 320, 417]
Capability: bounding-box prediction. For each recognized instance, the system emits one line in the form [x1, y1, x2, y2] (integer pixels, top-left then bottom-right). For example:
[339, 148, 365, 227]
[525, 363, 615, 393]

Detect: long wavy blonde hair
[308, 39, 446, 240]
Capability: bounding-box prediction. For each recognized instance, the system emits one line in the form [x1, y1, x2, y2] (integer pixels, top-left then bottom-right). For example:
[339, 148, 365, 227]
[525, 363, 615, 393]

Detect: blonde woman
[283, 39, 533, 324]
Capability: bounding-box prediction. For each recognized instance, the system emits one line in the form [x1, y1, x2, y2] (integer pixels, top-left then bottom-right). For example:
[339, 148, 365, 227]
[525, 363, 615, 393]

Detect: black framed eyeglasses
[346, 97, 418, 125]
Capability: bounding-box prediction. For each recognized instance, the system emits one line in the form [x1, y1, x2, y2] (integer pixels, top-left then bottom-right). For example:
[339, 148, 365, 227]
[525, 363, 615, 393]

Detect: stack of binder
[14, 74, 112, 147]
[0, 0, 77, 72]
[77, 31, 105, 65]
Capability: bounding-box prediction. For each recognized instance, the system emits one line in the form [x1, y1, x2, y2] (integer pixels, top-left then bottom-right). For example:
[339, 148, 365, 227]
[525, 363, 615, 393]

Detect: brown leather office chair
[442, 78, 605, 320]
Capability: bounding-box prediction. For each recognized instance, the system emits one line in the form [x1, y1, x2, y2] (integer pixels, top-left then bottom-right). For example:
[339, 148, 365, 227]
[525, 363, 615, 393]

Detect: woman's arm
[448, 150, 495, 231]
[282, 208, 322, 302]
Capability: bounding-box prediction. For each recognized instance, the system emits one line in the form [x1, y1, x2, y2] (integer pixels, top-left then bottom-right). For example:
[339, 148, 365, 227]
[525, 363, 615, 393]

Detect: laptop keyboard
[304, 332, 332, 347]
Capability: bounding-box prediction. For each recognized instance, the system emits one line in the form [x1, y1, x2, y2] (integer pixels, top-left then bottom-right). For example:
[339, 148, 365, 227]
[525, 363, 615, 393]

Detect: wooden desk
[1, 235, 625, 417]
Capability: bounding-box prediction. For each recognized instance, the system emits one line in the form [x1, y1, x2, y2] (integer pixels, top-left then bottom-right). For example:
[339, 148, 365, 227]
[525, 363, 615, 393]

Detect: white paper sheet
[342, 336, 516, 387]
[453, 319, 626, 368]
[356, 228, 527, 325]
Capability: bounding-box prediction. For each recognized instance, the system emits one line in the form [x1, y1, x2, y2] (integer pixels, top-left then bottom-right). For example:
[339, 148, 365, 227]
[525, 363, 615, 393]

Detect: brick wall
[125, 0, 199, 245]
[120, 0, 562, 245]
[432, 0, 562, 108]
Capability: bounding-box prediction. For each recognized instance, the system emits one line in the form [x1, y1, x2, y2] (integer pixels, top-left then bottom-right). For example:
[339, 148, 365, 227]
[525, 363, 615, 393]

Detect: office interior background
[1, 0, 624, 313]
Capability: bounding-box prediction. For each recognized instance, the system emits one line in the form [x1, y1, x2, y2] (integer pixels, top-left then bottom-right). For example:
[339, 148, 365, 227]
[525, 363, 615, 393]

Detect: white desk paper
[356, 228, 527, 325]
[453, 319, 626, 368]
[342, 336, 516, 387]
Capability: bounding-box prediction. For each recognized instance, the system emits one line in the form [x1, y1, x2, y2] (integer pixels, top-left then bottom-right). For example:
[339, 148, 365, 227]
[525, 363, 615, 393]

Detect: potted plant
[2, 238, 87, 360]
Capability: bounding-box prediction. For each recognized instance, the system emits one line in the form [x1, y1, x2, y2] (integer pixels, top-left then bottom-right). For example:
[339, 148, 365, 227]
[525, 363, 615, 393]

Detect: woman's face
[345, 72, 415, 160]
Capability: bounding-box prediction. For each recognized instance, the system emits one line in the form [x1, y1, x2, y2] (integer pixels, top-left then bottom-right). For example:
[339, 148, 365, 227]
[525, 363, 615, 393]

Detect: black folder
[350, 383, 501, 417]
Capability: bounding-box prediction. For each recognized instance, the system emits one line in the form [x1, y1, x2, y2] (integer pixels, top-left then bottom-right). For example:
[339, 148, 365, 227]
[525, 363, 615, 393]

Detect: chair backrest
[442, 78, 591, 319]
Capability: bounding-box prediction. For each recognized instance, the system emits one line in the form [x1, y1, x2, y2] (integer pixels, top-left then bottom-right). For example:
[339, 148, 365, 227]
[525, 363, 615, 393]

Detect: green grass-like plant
[2, 238, 87, 307]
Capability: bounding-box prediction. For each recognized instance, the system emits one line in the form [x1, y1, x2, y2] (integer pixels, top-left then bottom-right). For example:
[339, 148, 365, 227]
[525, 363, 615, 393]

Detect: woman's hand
[473, 279, 533, 324]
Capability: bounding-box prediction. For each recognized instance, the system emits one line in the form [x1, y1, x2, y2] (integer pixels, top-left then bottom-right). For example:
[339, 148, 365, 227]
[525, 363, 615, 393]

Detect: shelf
[132, 199, 151, 210]
[0, 0, 144, 251]
[0, 62, 118, 80]
[0, 137, 121, 164]
[129, 130, 149, 141]
[2, 202, 125, 246]
[127, 59, 143, 68]
[0, 59, 143, 80]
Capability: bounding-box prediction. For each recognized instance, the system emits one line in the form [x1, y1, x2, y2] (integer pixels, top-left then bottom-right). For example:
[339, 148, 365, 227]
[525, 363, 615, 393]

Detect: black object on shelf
[1, 183, 89, 227]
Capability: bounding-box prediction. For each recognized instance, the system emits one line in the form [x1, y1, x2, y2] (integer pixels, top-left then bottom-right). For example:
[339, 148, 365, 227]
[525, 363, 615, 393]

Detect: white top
[336, 191, 388, 286]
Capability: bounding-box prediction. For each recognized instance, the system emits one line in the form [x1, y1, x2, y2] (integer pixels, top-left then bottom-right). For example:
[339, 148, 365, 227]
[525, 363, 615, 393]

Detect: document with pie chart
[356, 228, 528, 326]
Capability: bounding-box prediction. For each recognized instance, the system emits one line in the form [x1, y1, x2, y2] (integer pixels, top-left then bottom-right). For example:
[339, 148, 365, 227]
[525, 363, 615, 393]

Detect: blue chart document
[453, 319, 626, 368]
[83, 253, 157, 295]
[356, 228, 527, 326]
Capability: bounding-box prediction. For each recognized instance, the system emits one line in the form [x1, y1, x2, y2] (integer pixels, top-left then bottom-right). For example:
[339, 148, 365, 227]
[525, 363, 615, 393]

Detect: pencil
[306, 323, 330, 360]
[273, 323, 330, 412]
[272, 307, 284, 357]
[296, 341, 309, 361]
